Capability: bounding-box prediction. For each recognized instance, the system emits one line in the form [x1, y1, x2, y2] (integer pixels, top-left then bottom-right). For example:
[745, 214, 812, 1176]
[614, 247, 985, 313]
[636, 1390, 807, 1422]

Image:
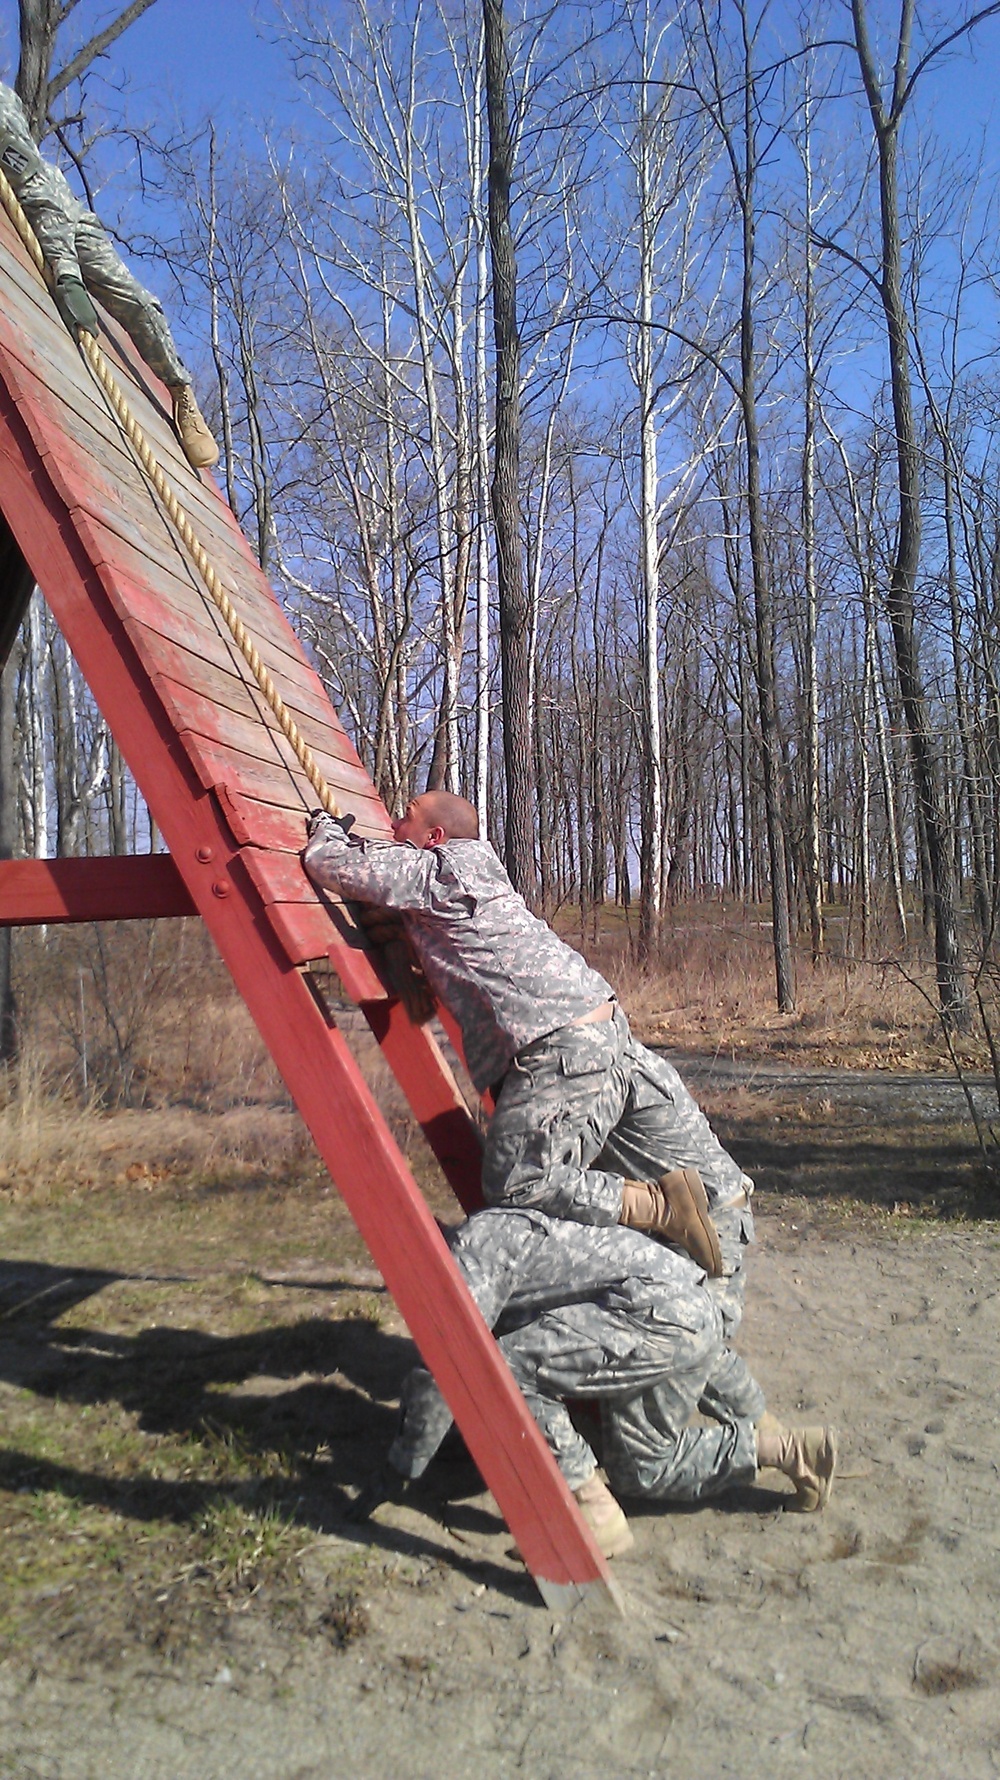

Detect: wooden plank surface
[0, 254, 383, 860]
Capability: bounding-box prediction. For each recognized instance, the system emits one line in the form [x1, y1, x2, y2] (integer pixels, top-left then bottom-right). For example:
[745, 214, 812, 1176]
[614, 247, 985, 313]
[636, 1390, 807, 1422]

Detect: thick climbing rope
[0, 162, 342, 820]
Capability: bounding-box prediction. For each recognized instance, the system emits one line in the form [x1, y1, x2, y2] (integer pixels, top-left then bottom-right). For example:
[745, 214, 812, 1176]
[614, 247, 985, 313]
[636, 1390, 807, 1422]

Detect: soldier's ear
[427, 824, 447, 847]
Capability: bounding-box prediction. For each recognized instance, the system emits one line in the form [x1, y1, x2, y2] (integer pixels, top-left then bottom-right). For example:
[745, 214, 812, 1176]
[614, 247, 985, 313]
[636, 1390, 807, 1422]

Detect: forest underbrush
[0, 901, 994, 1204]
[561, 897, 995, 1073]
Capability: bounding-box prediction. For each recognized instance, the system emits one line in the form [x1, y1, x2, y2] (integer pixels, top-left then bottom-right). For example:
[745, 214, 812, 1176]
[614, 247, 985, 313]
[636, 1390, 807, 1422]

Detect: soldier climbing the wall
[303, 793, 828, 1551]
[0, 80, 218, 471]
[351, 1204, 836, 1556]
[303, 792, 756, 1354]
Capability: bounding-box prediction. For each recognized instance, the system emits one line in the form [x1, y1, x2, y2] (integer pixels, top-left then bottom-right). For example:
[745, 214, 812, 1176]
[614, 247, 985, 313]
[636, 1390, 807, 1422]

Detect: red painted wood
[0, 211, 615, 1605]
[141, 629, 348, 732]
[361, 997, 485, 1215]
[260, 894, 355, 971]
[239, 848, 386, 978]
[212, 785, 311, 853]
[0, 854, 197, 924]
[168, 726, 376, 820]
[239, 847, 337, 905]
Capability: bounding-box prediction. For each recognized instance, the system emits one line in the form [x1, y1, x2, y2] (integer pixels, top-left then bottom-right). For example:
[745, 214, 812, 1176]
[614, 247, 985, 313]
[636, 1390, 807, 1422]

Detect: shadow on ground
[714, 1094, 994, 1216]
[0, 1259, 530, 1603]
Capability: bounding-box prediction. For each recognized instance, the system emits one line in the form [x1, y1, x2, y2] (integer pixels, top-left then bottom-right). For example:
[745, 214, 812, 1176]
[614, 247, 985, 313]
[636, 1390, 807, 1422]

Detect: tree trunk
[850, 0, 967, 1024]
[482, 0, 536, 899]
[17, 0, 161, 137]
[736, 24, 795, 1012]
[799, 92, 824, 964]
[635, 93, 664, 958]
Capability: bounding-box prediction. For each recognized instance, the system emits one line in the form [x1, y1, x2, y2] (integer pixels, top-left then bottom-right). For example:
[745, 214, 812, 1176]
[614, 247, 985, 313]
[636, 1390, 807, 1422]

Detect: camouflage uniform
[485, 1004, 756, 1343]
[303, 825, 616, 1094]
[388, 1208, 759, 1498]
[303, 822, 758, 1352]
[0, 81, 192, 387]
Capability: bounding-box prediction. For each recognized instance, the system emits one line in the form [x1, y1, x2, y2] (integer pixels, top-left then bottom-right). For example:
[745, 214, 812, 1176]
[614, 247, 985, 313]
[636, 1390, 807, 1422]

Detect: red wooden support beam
[0, 854, 197, 924]
[359, 995, 485, 1215]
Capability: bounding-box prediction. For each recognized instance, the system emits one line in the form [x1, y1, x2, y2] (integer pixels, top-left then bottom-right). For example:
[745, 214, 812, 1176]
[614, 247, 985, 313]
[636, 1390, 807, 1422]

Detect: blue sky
[111, 1, 293, 127]
[0, 1, 291, 129]
[4, 0, 1000, 437]
[1, 1, 997, 144]
[1, 1, 998, 177]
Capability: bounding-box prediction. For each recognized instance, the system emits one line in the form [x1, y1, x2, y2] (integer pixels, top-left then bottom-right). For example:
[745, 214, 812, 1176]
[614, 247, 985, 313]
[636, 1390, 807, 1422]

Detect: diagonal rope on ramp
[0, 162, 343, 821]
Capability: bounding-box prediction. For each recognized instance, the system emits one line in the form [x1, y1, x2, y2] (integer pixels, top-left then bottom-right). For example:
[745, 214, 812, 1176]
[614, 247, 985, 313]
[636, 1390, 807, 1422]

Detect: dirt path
[3, 1216, 998, 1779]
[671, 1048, 1000, 1120]
[1, 1085, 999, 1777]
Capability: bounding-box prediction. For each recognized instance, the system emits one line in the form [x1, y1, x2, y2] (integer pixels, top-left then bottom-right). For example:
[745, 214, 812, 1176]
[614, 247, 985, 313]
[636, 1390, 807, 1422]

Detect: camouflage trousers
[46, 214, 191, 387]
[393, 1283, 758, 1496]
[483, 1005, 758, 1341]
[484, 1006, 745, 1222]
[498, 1303, 758, 1496]
[390, 1209, 761, 1498]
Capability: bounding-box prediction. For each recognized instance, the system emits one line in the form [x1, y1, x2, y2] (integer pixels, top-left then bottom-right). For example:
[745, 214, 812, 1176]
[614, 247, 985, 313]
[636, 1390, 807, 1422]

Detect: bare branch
[49, 0, 161, 103]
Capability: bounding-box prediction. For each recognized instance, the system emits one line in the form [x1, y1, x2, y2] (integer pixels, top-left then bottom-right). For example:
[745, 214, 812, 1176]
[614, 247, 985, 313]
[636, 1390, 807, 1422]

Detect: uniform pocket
[556, 1023, 619, 1079]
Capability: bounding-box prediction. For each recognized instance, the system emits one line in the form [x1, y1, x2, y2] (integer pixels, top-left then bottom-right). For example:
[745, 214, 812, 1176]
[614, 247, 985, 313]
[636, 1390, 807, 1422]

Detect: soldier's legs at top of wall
[73, 214, 191, 387]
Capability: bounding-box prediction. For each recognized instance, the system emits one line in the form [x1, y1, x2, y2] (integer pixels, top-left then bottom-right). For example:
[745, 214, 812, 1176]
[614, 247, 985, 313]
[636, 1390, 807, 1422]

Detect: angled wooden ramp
[0, 203, 621, 1614]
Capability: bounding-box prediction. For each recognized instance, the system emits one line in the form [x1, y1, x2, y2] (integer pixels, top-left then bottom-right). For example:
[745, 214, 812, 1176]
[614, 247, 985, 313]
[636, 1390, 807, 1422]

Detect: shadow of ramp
[0, 1272, 541, 1605]
[0, 1259, 123, 1324]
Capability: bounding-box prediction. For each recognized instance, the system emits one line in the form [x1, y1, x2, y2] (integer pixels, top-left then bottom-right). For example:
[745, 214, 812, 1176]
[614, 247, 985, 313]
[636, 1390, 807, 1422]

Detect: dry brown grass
[6, 901, 994, 1204]
[5, 920, 430, 1202]
[576, 906, 989, 1072]
[0, 1048, 105, 1196]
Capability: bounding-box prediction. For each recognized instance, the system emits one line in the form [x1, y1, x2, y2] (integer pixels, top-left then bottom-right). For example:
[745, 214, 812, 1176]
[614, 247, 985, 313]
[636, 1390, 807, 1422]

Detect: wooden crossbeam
[0, 854, 196, 923]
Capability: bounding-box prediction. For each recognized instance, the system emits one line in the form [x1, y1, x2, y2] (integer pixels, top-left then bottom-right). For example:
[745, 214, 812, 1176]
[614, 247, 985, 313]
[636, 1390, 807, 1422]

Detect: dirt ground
[1, 1073, 999, 1780]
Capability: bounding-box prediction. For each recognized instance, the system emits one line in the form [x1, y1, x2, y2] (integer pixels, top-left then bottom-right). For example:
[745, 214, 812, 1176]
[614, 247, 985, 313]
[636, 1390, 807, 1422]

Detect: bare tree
[482, 0, 536, 898]
[839, 0, 1000, 1024]
[683, 0, 796, 1009]
[16, 0, 160, 137]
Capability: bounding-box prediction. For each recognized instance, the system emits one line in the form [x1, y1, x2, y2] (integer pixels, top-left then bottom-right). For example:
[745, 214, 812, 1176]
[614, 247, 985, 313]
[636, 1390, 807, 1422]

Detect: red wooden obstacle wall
[0, 203, 620, 1613]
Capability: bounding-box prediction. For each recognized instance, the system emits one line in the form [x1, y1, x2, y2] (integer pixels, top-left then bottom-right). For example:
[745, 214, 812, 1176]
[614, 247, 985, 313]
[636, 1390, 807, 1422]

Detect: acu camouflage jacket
[302, 822, 612, 1091]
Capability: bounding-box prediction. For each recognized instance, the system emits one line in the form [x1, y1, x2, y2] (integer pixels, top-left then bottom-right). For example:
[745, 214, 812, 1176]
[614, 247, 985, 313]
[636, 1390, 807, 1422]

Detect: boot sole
[663, 1169, 724, 1277]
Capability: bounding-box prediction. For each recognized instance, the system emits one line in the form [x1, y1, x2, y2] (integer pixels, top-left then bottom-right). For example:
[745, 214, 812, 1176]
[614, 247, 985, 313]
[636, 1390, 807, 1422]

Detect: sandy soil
[2, 1206, 998, 1780]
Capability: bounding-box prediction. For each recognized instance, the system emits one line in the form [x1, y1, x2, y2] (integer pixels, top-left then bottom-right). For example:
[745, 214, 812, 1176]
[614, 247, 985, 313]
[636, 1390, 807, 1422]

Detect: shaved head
[419, 792, 480, 840]
[392, 791, 480, 848]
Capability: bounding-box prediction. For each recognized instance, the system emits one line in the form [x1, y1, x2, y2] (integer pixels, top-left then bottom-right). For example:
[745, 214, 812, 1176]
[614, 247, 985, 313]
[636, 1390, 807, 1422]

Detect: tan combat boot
[169, 383, 219, 470]
[756, 1412, 837, 1511]
[619, 1167, 723, 1277]
[573, 1472, 635, 1558]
